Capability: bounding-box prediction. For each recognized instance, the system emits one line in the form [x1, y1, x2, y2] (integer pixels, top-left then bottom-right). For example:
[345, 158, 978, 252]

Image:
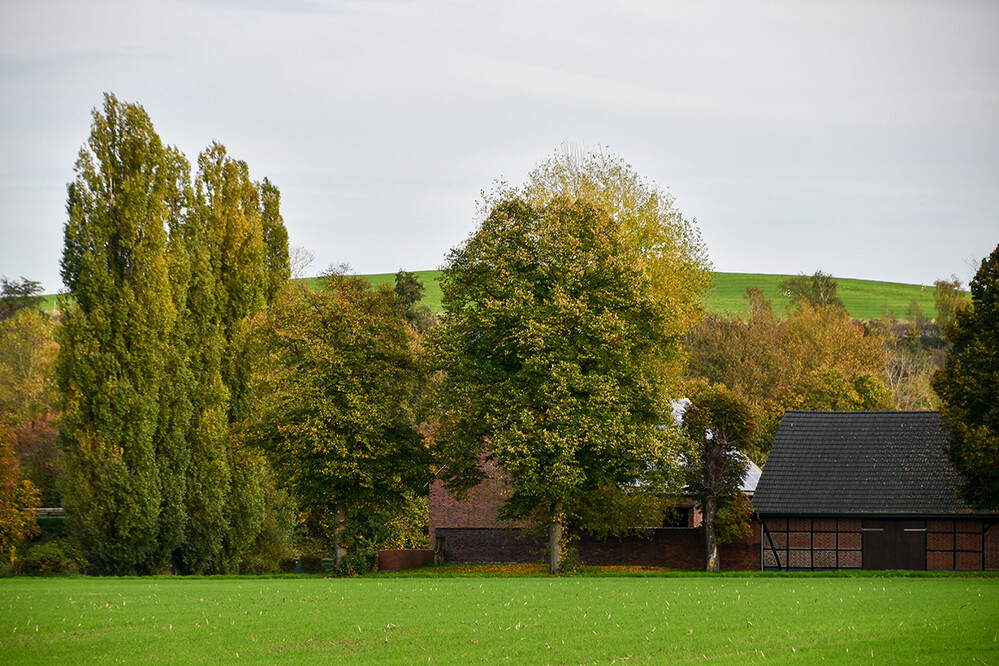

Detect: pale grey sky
[1, 0, 997, 293]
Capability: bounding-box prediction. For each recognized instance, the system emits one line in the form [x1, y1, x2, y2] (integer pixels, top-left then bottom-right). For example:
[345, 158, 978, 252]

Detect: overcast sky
[2, 0, 997, 293]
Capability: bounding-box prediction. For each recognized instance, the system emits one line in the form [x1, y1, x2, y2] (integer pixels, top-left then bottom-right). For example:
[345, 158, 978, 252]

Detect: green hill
[334, 270, 946, 322]
[46, 271, 955, 323]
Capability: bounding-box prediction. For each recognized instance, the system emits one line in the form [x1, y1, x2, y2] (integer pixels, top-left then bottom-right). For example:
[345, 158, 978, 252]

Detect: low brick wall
[436, 528, 544, 563]
[435, 524, 761, 570]
[378, 549, 435, 572]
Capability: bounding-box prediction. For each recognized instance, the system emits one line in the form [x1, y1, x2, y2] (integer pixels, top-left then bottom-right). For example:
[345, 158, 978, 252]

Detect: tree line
[1, 97, 996, 575]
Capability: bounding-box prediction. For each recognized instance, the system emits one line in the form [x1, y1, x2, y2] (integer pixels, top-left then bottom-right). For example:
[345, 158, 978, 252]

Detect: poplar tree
[58, 94, 178, 574]
[193, 143, 289, 572]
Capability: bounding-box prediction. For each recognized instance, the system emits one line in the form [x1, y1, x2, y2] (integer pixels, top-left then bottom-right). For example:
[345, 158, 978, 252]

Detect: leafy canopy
[248, 272, 431, 547]
[437, 146, 711, 560]
[933, 243, 999, 510]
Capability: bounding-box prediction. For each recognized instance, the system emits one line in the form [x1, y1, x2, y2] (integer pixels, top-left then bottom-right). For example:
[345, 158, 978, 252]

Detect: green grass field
[298, 270, 947, 323]
[2, 573, 996, 664]
[43, 270, 953, 323]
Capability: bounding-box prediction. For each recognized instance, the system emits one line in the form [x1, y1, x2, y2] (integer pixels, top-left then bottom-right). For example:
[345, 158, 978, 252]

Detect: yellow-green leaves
[438, 148, 712, 573]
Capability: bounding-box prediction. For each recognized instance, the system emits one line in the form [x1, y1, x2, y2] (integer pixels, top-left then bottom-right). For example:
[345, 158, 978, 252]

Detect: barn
[753, 410, 999, 571]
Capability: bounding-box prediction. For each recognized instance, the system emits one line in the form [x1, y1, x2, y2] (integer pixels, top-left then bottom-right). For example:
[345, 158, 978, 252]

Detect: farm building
[753, 410, 999, 571]
[429, 457, 762, 569]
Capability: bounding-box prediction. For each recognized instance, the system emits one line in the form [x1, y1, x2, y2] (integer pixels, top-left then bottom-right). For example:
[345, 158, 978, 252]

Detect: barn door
[862, 519, 926, 570]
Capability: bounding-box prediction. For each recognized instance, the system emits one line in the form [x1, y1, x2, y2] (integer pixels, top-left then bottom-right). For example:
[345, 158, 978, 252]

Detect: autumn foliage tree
[248, 273, 431, 567]
[933, 243, 999, 510]
[686, 289, 890, 458]
[436, 148, 710, 574]
[0, 422, 40, 567]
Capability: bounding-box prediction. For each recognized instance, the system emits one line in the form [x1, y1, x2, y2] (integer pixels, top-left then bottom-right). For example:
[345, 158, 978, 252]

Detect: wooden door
[862, 519, 926, 570]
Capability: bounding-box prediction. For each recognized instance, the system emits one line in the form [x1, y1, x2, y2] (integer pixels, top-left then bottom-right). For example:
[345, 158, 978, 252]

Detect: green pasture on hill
[2, 574, 996, 664]
[45, 270, 953, 323]
[340, 270, 945, 322]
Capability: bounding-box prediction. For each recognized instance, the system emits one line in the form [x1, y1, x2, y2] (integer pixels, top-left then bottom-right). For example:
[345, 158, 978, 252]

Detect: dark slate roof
[753, 411, 987, 516]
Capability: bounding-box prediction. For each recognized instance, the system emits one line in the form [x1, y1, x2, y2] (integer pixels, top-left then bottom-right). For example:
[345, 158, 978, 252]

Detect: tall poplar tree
[193, 143, 290, 572]
[58, 94, 178, 574]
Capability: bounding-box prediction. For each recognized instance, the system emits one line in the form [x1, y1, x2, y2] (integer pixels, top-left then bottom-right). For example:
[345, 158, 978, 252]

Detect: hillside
[45, 271, 953, 322]
[337, 270, 946, 322]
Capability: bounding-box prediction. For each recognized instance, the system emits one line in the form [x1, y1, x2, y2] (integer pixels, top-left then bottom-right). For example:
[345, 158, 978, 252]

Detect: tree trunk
[704, 493, 719, 571]
[548, 503, 563, 575]
[333, 503, 347, 568]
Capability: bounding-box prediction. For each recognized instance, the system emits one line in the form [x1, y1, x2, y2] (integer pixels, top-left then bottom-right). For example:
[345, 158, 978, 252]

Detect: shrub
[17, 540, 85, 576]
[278, 557, 297, 573]
[299, 553, 323, 574]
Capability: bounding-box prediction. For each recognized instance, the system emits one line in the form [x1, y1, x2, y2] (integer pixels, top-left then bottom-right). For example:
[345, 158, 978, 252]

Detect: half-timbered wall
[761, 516, 998, 571]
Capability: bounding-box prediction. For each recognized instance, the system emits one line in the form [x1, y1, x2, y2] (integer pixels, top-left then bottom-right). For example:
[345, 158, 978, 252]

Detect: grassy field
[42, 270, 951, 323]
[311, 270, 944, 322]
[2, 573, 996, 664]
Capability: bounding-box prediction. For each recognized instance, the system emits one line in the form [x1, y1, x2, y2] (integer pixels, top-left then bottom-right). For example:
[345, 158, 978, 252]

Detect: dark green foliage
[58, 94, 177, 574]
[57, 95, 290, 575]
[248, 272, 431, 566]
[780, 270, 845, 310]
[299, 553, 323, 574]
[681, 383, 755, 570]
[0, 277, 44, 320]
[394, 270, 435, 330]
[278, 557, 296, 573]
[16, 540, 85, 576]
[933, 243, 999, 510]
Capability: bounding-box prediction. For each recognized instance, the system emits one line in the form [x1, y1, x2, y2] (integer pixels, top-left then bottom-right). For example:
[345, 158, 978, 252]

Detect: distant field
[705, 272, 942, 321]
[335, 270, 947, 322]
[44, 271, 955, 322]
[2, 574, 996, 664]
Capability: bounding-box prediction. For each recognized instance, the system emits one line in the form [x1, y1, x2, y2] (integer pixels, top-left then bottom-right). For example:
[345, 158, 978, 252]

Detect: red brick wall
[378, 549, 434, 572]
[429, 460, 529, 547]
[435, 522, 762, 570]
[762, 516, 862, 571]
[985, 524, 998, 571]
[429, 460, 762, 569]
[435, 528, 544, 563]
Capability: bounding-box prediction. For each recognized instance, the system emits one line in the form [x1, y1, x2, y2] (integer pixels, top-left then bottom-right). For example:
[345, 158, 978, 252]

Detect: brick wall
[429, 460, 761, 570]
[985, 523, 999, 571]
[378, 549, 434, 572]
[429, 459, 529, 547]
[435, 528, 544, 563]
[436, 522, 761, 570]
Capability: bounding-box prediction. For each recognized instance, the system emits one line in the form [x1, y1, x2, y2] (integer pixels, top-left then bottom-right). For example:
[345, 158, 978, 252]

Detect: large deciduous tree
[933, 243, 999, 510]
[248, 273, 430, 567]
[437, 149, 710, 574]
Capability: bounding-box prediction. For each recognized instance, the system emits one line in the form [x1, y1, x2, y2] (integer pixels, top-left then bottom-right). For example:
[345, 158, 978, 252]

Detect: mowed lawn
[2, 574, 996, 664]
